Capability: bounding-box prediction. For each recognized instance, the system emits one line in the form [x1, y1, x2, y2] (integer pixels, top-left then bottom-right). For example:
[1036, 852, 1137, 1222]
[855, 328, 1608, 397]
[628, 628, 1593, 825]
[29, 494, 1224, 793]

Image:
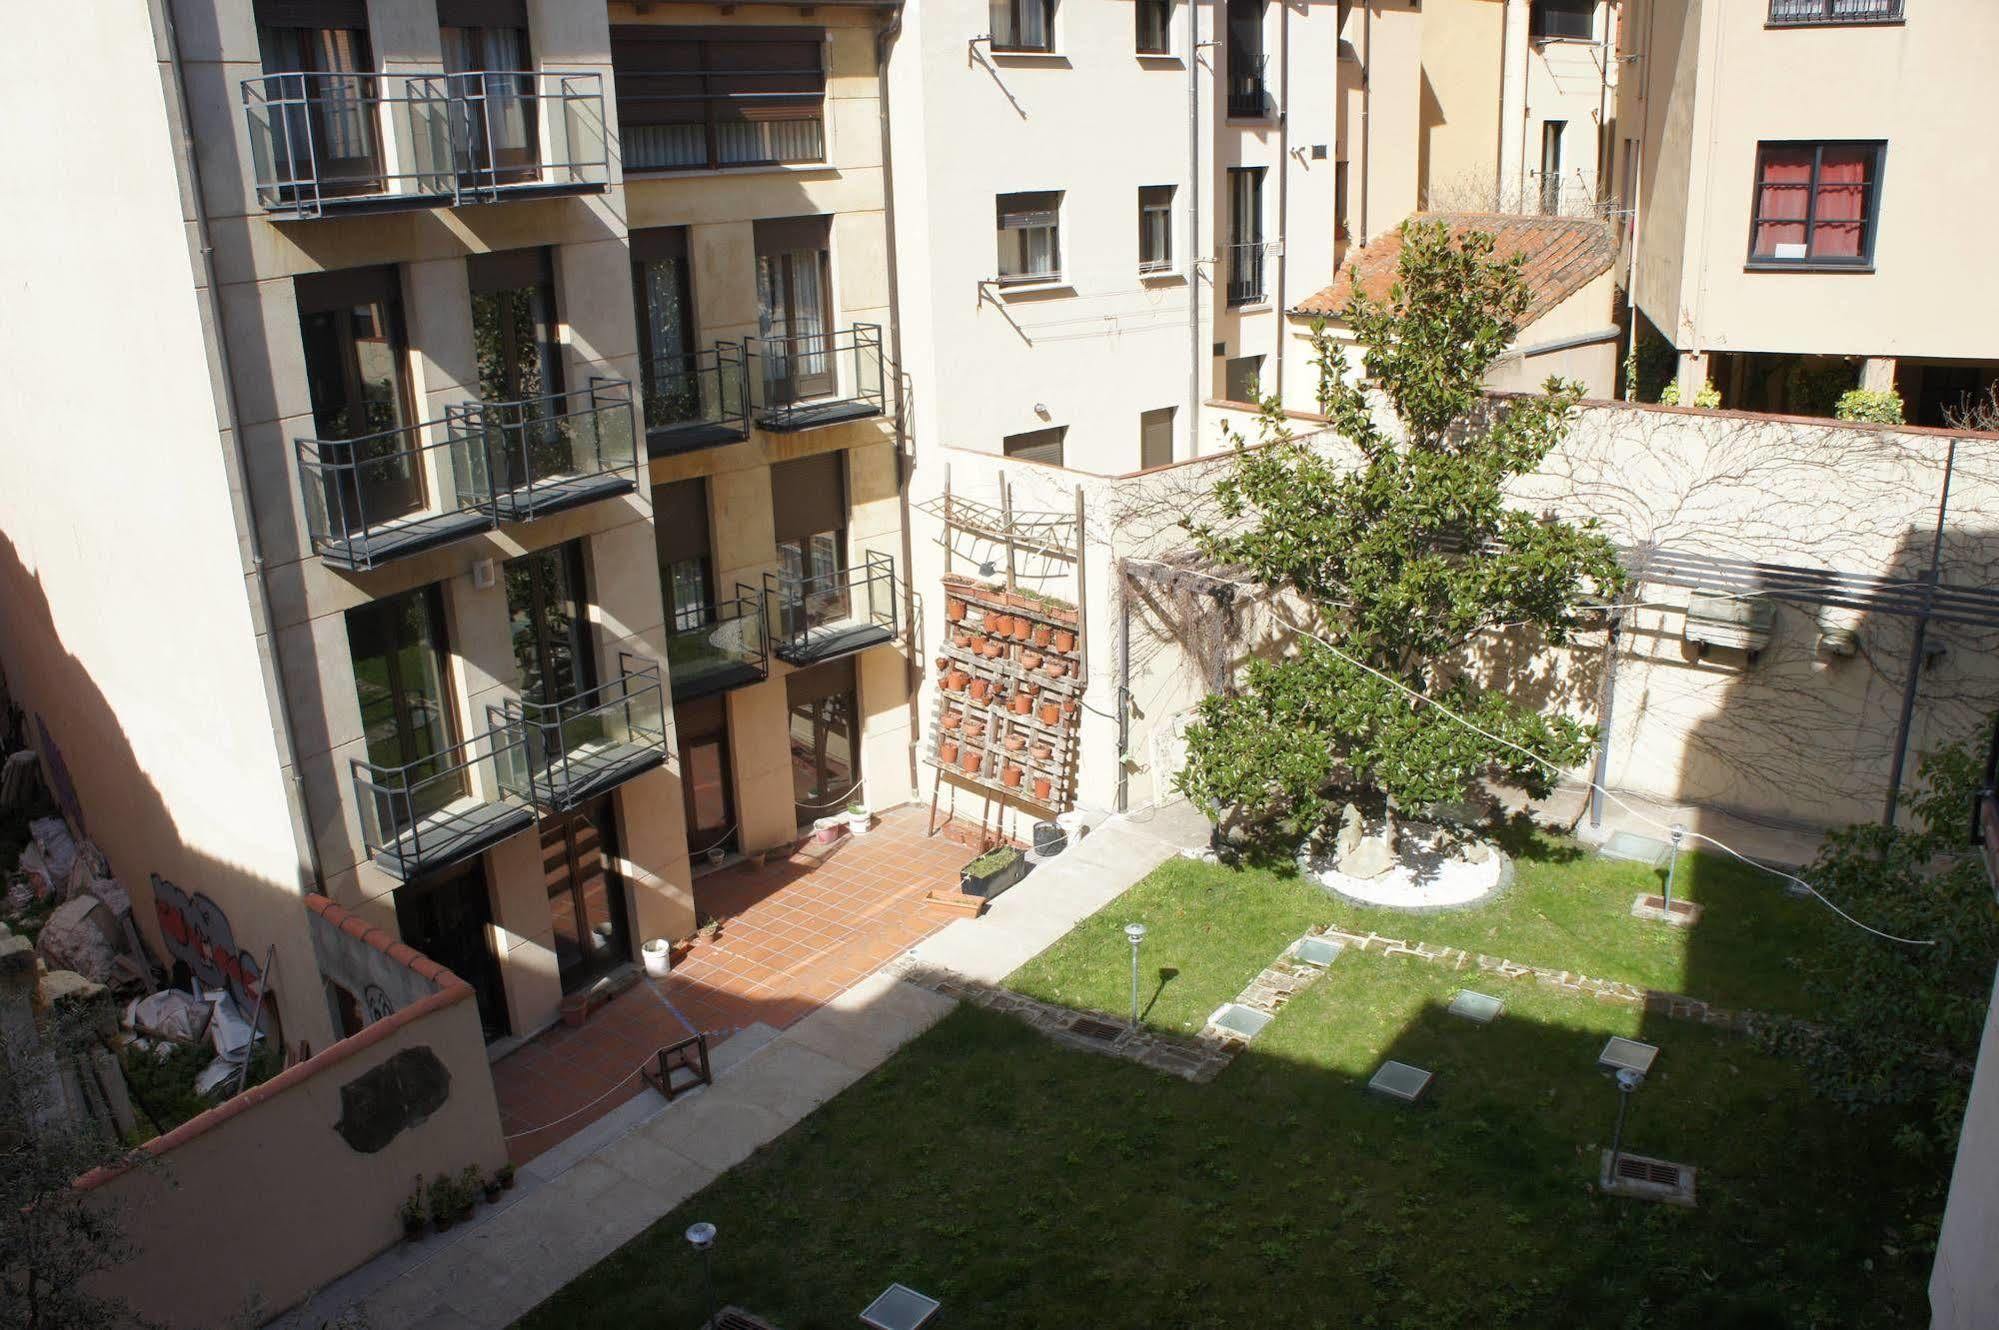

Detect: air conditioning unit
[1683, 589, 1775, 658]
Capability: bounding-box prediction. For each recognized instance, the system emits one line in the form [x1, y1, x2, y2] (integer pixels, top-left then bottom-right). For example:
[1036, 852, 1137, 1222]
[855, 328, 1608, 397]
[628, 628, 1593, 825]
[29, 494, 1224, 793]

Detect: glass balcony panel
[296, 418, 495, 570]
[766, 551, 901, 665]
[473, 379, 637, 522]
[643, 347, 750, 453]
[495, 665, 669, 811]
[351, 730, 535, 881]
[742, 325, 887, 432]
[666, 597, 769, 701]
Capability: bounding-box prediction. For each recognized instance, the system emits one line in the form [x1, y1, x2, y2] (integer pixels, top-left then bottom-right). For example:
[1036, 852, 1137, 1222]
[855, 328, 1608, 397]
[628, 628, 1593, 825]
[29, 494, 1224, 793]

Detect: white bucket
[642, 938, 673, 979]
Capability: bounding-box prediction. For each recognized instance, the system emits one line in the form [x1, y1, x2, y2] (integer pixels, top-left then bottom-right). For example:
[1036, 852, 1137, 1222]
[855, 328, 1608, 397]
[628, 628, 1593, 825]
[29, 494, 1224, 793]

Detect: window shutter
[771, 453, 847, 542]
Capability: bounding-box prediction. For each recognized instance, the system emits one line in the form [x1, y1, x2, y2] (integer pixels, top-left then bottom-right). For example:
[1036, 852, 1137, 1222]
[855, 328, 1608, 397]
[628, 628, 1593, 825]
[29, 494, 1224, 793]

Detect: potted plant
[845, 799, 871, 835]
[1044, 659, 1069, 679]
[980, 638, 1005, 659]
[458, 1166, 483, 1219]
[944, 667, 969, 692]
[1030, 740, 1052, 761]
[1052, 627, 1077, 653]
[1031, 622, 1053, 648]
[497, 1162, 516, 1191]
[400, 1181, 427, 1242]
[946, 596, 967, 622]
[813, 815, 843, 845]
[987, 613, 1013, 638]
[941, 710, 963, 731]
[428, 1174, 458, 1234]
[953, 628, 975, 649]
[1060, 698, 1079, 719]
[939, 737, 960, 765]
[959, 747, 983, 774]
[1011, 617, 1033, 642]
[1021, 651, 1044, 671]
[968, 678, 991, 703]
[483, 1171, 504, 1204]
[1001, 763, 1024, 789]
[1004, 734, 1026, 753]
[1009, 692, 1032, 715]
[960, 843, 1029, 900]
[1032, 775, 1053, 801]
[1037, 700, 1060, 725]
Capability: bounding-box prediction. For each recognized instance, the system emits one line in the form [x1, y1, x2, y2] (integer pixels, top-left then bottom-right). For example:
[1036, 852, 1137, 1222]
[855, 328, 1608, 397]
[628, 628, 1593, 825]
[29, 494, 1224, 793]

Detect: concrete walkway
[280, 801, 1211, 1329]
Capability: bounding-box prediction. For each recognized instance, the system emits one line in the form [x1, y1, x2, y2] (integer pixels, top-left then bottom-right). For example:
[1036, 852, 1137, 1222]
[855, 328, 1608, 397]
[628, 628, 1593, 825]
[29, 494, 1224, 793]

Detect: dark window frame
[1002, 425, 1067, 466]
[610, 25, 827, 173]
[996, 191, 1064, 285]
[1745, 139, 1887, 271]
[990, 0, 1058, 53]
[1139, 407, 1175, 470]
[1136, 0, 1174, 54]
[1529, 0, 1596, 40]
[1766, 0, 1905, 27]
[1139, 184, 1175, 273]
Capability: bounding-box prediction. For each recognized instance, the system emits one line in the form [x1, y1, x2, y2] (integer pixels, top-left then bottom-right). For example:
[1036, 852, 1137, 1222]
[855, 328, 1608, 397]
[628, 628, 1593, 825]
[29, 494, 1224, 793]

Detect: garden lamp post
[1662, 823, 1686, 912]
[685, 1221, 718, 1328]
[1125, 923, 1147, 1027]
[1608, 1067, 1644, 1176]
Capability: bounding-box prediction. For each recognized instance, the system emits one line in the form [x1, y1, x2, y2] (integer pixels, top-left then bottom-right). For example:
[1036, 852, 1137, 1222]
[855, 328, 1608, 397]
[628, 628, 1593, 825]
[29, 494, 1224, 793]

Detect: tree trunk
[1382, 796, 1399, 855]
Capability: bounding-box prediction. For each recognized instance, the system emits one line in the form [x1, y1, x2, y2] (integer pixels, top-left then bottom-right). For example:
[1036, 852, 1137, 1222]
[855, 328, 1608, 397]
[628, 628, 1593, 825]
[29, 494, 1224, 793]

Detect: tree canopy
[1175, 220, 1628, 857]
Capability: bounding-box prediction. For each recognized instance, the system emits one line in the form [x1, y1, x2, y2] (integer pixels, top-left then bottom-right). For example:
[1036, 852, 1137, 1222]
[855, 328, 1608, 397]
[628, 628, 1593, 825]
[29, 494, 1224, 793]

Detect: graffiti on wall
[152, 874, 263, 1010]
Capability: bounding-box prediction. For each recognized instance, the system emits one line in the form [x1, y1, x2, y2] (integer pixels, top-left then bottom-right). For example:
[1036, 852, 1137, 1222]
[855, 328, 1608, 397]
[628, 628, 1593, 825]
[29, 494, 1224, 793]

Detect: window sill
[1138, 268, 1184, 284]
[1228, 301, 1274, 314]
[1530, 34, 1600, 45]
[992, 278, 1075, 298]
[624, 160, 835, 182]
[1744, 260, 1876, 274]
[1136, 52, 1183, 64]
[988, 49, 1071, 66]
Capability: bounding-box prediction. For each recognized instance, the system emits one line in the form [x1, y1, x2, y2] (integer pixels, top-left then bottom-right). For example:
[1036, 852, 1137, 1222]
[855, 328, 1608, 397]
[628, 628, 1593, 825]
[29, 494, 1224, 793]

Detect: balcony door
[255, 1, 382, 198]
[395, 860, 508, 1041]
[1227, 167, 1266, 305]
[655, 478, 714, 631]
[772, 453, 847, 638]
[755, 216, 834, 403]
[297, 266, 423, 535]
[347, 585, 461, 832]
[504, 541, 594, 712]
[1226, 0, 1265, 116]
[786, 658, 858, 833]
[468, 248, 565, 491]
[440, 0, 540, 188]
[632, 228, 698, 427]
[677, 695, 737, 857]
[542, 797, 631, 993]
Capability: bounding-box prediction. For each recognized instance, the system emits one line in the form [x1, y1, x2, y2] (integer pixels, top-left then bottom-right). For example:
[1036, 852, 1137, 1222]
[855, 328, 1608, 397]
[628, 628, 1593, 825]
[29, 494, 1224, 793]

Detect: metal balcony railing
[764, 550, 901, 665]
[1226, 241, 1268, 306]
[491, 661, 668, 813]
[643, 346, 750, 453]
[742, 324, 885, 432]
[353, 728, 536, 881]
[447, 378, 637, 523]
[1768, 0, 1903, 23]
[1227, 56, 1269, 118]
[666, 590, 769, 701]
[242, 69, 607, 219]
[297, 415, 497, 572]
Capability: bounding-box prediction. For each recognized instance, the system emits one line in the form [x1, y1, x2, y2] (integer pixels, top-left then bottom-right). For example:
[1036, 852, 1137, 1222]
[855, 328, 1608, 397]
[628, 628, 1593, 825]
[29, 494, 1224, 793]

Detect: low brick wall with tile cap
[74, 895, 503, 1328]
[305, 890, 452, 1022]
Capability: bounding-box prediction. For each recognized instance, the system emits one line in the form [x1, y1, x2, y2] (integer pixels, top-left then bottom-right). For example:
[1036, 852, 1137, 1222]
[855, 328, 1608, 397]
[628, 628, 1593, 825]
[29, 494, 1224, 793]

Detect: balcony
[353, 729, 536, 882]
[1226, 241, 1268, 307]
[667, 592, 769, 702]
[743, 325, 886, 433]
[1768, 0, 1903, 23]
[643, 347, 750, 455]
[448, 379, 638, 523]
[297, 416, 497, 572]
[492, 662, 668, 812]
[1227, 57, 1269, 119]
[765, 550, 902, 666]
[242, 70, 608, 220]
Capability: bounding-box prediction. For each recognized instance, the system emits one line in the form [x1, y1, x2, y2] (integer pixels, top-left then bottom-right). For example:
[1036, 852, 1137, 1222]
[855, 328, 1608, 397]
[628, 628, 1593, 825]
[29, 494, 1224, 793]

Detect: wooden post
[1000, 477, 1018, 594]
[943, 466, 953, 576]
[1073, 485, 1088, 687]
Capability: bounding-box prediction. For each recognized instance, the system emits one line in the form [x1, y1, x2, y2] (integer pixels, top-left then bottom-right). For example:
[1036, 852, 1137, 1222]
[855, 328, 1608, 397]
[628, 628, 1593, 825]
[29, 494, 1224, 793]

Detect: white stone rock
[34, 897, 122, 984]
[1334, 803, 1364, 860]
[1338, 835, 1396, 881]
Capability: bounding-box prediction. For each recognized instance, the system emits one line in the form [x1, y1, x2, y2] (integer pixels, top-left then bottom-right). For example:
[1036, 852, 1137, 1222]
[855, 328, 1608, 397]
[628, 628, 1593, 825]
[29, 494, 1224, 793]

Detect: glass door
[260, 24, 382, 200]
[347, 586, 461, 831]
[786, 660, 857, 831]
[503, 542, 594, 708]
[633, 229, 698, 427]
[756, 246, 833, 403]
[442, 23, 539, 188]
[542, 798, 632, 992]
[299, 268, 423, 533]
[677, 697, 737, 858]
[469, 249, 565, 491]
[395, 860, 508, 1040]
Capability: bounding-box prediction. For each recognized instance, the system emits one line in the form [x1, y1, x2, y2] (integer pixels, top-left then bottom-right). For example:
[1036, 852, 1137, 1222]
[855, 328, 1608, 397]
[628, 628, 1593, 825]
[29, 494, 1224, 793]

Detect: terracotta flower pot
[1021, 651, 1044, 670]
[942, 711, 963, 731]
[987, 613, 1013, 638]
[939, 738, 959, 764]
[1061, 699, 1079, 717]
[959, 748, 983, 774]
[981, 640, 1004, 659]
[934, 655, 949, 673]
[1052, 629, 1077, 653]
[954, 630, 974, 649]
[1032, 775, 1052, 800]
[1001, 764, 1024, 789]
[1011, 693, 1033, 715]
[944, 669, 969, 692]
[1011, 618, 1032, 642]
[1031, 742, 1052, 761]
[1004, 734, 1026, 753]
[1044, 660, 1068, 679]
[968, 679, 991, 702]
[1031, 623, 1053, 647]
[1038, 701, 1060, 725]
[946, 598, 967, 622]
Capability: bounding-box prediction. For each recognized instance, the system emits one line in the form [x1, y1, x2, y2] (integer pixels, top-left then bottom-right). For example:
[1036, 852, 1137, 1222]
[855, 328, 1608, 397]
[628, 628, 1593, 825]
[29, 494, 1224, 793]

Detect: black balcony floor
[648, 420, 750, 456]
[530, 739, 666, 811]
[489, 471, 636, 523]
[755, 399, 883, 433]
[372, 798, 536, 882]
[669, 660, 767, 703]
[774, 620, 896, 666]
[316, 508, 495, 572]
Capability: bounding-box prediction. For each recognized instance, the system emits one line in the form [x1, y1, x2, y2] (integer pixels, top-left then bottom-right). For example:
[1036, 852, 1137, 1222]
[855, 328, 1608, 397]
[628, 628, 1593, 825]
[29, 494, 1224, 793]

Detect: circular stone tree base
[1300, 823, 1512, 913]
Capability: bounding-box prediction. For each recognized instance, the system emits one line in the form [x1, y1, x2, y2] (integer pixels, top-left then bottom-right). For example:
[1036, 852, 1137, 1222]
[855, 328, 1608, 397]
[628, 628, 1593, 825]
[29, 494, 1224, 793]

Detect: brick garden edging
[1321, 926, 1825, 1045]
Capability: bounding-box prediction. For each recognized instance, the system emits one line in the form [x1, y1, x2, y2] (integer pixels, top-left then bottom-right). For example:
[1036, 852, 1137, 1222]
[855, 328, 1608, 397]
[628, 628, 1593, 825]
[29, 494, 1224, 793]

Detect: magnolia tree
[1175, 220, 1628, 859]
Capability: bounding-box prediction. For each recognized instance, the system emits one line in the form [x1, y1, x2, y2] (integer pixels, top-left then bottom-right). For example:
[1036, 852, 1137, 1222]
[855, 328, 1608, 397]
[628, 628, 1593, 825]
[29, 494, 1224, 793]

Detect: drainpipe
[1358, 1, 1372, 244]
[160, 0, 325, 896]
[1187, 0, 1202, 454]
[1271, 0, 1290, 404]
[876, 4, 920, 795]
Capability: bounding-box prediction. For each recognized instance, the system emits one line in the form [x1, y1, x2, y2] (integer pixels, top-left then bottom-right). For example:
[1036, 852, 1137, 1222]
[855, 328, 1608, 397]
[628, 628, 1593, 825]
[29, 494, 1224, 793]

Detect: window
[1539, 121, 1566, 213]
[786, 658, 857, 832]
[1748, 141, 1884, 268]
[254, 1, 381, 198]
[296, 266, 420, 533]
[1335, 159, 1350, 241]
[347, 585, 458, 829]
[1139, 185, 1175, 272]
[1226, 0, 1266, 117]
[1140, 407, 1175, 470]
[990, 0, 1056, 52]
[1003, 426, 1067, 466]
[439, 1, 537, 186]
[503, 541, 592, 707]
[1224, 355, 1264, 404]
[1227, 167, 1266, 305]
[1530, 0, 1595, 40]
[997, 192, 1063, 284]
[1768, 0, 1905, 26]
[610, 26, 825, 172]
[757, 216, 835, 401]
[1136, 0, 1173, 54]
[773, 453, 847, 636]
[631, 227, 697, 429]
[653, 478, 712, 631]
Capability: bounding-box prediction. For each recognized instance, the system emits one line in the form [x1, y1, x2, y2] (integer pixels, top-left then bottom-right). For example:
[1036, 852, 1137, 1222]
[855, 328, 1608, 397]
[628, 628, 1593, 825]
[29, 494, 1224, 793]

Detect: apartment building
[1, 0, 913, 1058]
[885, 0, 1421, 474]
[1616, 0, 1999, 423]
[1418, 0, 1621, 216]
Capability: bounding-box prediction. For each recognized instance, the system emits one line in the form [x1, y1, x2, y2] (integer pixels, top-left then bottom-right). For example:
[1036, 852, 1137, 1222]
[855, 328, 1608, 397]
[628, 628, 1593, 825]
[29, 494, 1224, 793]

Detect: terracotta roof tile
[1292, 213, 1618, 326]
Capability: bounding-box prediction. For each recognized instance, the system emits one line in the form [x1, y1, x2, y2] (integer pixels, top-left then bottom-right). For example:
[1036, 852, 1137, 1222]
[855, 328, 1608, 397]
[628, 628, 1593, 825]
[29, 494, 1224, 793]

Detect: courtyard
[519, 827, 1937, 1328]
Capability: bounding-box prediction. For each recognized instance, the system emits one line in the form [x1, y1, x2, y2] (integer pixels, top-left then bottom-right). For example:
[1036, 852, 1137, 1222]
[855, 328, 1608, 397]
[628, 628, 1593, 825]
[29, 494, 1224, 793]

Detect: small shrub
[965, 845, 1023, 877]
[1660, 380, 1721, 409]
[1835, 388, 1905, 425]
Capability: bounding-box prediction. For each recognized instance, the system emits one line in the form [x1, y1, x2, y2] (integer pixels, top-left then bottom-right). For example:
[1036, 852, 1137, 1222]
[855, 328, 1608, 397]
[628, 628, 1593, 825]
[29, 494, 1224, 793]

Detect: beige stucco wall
[1417, 0, 1506, 207]
[0, 0, 333, 1049]
[85, 981, 504, 1327]
[1933, 961, 1999, 1330]
[1624, 0, 1999, 362]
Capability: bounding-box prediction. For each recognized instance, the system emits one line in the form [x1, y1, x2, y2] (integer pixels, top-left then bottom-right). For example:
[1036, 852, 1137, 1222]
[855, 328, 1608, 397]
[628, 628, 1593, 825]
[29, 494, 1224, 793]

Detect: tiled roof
[1292, 213, 1619, 326]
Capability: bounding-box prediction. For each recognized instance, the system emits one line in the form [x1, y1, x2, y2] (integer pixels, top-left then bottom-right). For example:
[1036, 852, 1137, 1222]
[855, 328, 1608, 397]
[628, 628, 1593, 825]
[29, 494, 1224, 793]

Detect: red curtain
[1753, 147, 1814, 256]
[1810, 147, 1871, 258]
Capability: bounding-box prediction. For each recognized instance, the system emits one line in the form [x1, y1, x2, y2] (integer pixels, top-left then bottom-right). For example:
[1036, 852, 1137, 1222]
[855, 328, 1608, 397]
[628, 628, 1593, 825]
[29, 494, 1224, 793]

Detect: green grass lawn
[1009, 825, 1847, 1027]
[522, 959, 1937, 1329]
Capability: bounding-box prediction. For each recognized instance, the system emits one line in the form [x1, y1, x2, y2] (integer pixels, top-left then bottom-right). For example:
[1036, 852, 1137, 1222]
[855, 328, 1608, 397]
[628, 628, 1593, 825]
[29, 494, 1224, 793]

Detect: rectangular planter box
[961, 848, 1029, 900]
